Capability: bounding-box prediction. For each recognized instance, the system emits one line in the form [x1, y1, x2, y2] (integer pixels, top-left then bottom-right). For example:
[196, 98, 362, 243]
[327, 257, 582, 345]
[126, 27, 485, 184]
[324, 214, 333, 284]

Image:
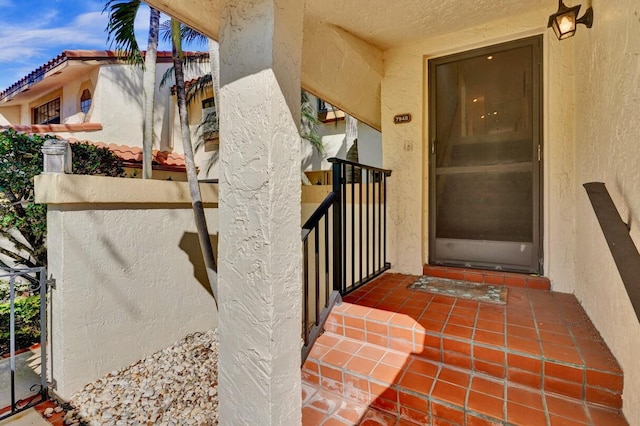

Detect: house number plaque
[394, 113, 412, 124]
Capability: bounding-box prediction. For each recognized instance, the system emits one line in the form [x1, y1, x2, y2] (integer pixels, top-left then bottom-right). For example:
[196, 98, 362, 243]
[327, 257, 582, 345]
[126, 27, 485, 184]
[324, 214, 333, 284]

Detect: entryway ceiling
[144, 0, 558, 129]
[146, 0, 556, 50]
[305, 0, 555, 50]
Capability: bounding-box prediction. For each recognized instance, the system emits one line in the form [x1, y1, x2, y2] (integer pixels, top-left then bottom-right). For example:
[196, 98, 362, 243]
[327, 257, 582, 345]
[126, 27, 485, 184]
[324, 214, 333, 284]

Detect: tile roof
[0, 123, 103, 133]
[78, 140, 187, 171]
[0, 50, 209, 101]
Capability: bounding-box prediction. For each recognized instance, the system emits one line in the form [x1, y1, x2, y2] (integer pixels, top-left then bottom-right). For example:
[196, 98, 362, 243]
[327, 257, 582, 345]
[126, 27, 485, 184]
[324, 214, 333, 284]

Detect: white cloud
[0, 8, 108, 64]
[74, 11, 108, 29]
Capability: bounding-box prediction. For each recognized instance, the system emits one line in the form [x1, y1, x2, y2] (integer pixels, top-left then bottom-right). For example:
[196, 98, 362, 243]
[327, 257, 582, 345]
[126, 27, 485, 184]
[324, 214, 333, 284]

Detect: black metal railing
[301, 192, 341, 362]
[301, 158, 391, 363]
[584, 182, 640, 322]
[330, 158, 392, 294]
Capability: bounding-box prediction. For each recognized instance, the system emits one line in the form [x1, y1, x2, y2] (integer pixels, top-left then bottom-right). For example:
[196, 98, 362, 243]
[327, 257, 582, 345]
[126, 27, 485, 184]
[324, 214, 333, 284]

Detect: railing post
[332, 162, 342, 293]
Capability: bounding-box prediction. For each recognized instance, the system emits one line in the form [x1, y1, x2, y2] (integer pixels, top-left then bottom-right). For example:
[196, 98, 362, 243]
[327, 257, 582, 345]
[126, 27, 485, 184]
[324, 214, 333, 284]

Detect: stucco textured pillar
[217, 0, 303, 424]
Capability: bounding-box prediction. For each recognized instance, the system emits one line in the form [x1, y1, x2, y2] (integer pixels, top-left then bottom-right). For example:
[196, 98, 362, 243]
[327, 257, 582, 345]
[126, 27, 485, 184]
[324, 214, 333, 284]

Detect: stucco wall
[572, 1, 640, 422]
[93, 63, 177, 149]
[301, 19, 383, 131]
[0, 105, 20, 125]
[36, 174, 219, 400]
[381, 7, 577, 291]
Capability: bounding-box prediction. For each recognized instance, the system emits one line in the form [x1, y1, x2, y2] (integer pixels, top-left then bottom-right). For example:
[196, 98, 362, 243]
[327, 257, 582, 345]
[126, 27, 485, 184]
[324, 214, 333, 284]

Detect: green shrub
[0, 129, 125, 268]
[0, 295, 41, 342]
[0, 279, 31, 303]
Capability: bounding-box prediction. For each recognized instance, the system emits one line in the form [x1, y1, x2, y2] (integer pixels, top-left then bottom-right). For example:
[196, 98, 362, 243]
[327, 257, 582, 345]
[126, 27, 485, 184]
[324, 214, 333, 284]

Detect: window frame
[32, 97, 61, 125]
[80, 89, 92, 114]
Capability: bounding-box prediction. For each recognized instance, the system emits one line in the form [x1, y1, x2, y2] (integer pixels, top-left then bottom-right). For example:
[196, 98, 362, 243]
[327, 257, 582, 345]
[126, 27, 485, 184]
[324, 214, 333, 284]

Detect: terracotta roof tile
[171, 75, 212, 95]
[72, 141, 187, 171]
[0, 50, 208, 101]
[0, 123, 104, 133]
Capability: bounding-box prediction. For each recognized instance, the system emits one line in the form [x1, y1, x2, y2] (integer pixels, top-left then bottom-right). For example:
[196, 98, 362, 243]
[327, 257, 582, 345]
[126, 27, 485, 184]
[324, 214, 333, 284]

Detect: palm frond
[160, 60, 211, 110]
[182, 52, 210, 70]
[185, 74, 212, 105]
[301, 90, 324, 154]
[103, 0, 144, 66]
[159, 19, 172, 42]
[160, 20, 207, 46]
[181, 26, 208, 46]
[160, 66, 175, 88]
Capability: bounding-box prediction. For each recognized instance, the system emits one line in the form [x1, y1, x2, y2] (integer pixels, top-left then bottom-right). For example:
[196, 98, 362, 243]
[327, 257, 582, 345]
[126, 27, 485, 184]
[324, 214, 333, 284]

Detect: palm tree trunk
[172, 19, 218, 306]
[142, 7, 160, 179]
[208, 39, 221, 123]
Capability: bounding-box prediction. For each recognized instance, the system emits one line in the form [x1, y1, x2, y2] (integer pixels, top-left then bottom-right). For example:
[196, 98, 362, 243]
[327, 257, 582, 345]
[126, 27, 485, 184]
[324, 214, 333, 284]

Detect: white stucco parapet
[34, 174, 218, 206]
[37, 173, 220, 400]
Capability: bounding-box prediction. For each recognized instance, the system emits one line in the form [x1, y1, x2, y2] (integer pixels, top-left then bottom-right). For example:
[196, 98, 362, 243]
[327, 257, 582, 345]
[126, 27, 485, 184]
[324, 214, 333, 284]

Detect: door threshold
[423, 264, 549, 291]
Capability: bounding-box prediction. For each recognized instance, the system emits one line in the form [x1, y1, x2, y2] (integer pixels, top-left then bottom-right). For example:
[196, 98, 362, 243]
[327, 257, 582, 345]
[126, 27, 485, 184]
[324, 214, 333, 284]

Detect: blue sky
[0, 0, 193, 91]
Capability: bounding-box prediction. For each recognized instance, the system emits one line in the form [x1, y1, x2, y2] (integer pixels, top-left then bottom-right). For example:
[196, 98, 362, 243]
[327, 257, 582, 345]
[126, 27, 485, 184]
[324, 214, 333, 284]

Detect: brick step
[424, 265, 551, 291]
[302, 332, 628, 425]
[322, 273, 623, 410]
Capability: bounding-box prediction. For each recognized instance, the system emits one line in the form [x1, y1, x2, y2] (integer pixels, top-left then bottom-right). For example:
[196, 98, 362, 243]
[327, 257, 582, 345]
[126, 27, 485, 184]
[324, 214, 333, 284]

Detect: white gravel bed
[61, 329, 218, 426]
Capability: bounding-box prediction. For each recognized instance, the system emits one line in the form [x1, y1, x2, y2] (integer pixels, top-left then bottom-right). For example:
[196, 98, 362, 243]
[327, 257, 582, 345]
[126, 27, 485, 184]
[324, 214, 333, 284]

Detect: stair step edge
[304, 331, 623, 410]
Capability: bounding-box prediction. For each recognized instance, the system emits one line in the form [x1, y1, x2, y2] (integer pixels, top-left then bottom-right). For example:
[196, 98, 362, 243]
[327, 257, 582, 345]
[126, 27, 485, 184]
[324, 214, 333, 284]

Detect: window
[202, 97, 215, 110]
[80, 89, 92, 114]
[33, 98, 61, 125]
[317, 98, 329, 114]
[316, 98, 345, 122]
[201, 97, 219, 151]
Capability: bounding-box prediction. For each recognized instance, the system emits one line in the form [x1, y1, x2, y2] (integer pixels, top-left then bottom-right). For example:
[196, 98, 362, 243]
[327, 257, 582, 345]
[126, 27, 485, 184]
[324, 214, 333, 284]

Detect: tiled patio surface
[302, 272, 628, 425]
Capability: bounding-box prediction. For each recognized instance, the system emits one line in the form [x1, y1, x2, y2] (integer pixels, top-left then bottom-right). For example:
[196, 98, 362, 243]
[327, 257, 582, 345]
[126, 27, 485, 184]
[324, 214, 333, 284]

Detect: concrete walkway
[0, 347, 43, 415]
[0, 409, 49, 426]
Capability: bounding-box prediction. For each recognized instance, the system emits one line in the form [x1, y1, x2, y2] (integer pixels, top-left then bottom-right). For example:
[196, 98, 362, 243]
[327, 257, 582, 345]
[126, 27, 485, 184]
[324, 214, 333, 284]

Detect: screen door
[428, 36, 542, 273]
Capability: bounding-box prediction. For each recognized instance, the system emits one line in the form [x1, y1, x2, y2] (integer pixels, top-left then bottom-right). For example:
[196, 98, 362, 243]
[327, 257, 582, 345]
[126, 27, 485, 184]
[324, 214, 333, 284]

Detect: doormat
[408, 276, 508, 305]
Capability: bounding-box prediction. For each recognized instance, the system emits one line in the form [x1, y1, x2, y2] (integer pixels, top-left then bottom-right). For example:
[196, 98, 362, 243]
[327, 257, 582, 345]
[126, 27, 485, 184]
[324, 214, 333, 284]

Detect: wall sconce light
[547, 1, 594, 40]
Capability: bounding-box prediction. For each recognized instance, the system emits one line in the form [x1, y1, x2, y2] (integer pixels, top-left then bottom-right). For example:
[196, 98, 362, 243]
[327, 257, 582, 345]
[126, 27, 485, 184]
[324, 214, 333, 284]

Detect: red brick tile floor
[0, 400, 68, 425]
[33, 400, 65, 426]
[302, 273, 629, 425]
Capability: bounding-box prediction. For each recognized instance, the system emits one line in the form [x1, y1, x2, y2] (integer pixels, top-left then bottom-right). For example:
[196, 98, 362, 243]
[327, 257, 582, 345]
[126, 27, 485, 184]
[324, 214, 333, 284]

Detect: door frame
[427, 35, 544, 274]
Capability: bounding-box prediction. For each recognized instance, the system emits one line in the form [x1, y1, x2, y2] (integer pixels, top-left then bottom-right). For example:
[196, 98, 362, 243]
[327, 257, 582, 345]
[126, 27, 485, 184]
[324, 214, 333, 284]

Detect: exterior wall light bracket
[547, 1, 594, 40]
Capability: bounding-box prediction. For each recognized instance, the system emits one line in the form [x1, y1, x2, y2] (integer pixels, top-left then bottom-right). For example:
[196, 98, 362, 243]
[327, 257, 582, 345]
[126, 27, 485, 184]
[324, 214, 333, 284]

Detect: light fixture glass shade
[548, 1, 594, 40]
[548, 1, 581, 39]
[551, 10, 578, 39]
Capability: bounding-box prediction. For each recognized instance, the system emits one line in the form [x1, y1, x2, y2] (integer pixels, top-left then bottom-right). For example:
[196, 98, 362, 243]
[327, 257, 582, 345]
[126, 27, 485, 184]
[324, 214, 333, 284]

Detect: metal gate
[0, 267, 48, 419]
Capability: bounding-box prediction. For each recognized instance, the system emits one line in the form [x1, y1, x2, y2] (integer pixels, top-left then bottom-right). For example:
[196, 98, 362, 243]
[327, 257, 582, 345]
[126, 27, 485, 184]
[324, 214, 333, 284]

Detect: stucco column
[217, 1, 303, 425]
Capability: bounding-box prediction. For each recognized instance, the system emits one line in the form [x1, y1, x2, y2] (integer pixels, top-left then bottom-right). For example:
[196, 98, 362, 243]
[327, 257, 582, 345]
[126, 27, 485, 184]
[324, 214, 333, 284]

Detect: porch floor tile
[302, 272, 628, 425]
